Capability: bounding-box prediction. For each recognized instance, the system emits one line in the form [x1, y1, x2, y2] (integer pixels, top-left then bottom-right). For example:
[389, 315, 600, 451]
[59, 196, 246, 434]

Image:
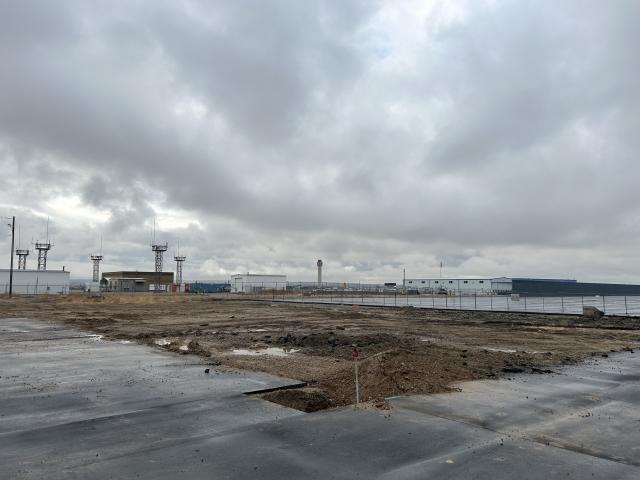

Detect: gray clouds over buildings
[1, 1, 639, 282]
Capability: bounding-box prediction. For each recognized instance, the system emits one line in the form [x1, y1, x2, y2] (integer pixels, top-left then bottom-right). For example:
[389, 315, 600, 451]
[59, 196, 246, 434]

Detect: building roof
[0, 269, 69, 274]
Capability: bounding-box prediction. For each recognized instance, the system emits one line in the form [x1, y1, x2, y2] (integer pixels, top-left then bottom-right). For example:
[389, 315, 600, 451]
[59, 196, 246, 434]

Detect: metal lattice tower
[151, 243, 168, 290]
[34, 242, 52, 271]
[90, 255, 103, 282]
[16, 249, 29, 270]
[174, 256, 186, 286]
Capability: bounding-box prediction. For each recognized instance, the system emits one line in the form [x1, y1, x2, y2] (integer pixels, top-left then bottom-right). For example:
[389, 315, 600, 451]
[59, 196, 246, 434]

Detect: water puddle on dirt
[86, 334, 104, 341]
[484, 347, 517, 353]
[155, 338, 171, 346]
[231, 347, 299, 357]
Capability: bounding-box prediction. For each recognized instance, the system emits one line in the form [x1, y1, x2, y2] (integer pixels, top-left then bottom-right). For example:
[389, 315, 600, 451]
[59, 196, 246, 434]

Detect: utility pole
[9, 216, 15, 297]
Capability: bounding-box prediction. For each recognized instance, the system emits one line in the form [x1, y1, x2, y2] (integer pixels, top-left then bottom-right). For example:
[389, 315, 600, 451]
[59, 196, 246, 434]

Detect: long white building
[230, 274, 287, 293]
[0, 269, 70, 294]
[405, 277, 510, 295]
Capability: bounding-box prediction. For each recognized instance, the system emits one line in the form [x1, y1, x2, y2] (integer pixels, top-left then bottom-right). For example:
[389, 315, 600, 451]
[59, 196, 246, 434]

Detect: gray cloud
[1, 0, 639, 283]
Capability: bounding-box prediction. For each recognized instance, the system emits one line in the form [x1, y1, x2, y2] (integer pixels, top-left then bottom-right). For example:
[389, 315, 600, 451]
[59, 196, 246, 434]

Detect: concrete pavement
[1, 318, 638, 479]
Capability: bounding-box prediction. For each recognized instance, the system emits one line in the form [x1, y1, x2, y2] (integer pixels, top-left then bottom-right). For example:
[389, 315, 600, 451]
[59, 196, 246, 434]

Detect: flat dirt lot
[2, 294, 639, 411]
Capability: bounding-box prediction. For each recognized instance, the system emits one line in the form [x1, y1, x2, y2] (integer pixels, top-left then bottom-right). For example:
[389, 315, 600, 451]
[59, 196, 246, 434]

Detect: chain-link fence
[235, 282, 640, 317]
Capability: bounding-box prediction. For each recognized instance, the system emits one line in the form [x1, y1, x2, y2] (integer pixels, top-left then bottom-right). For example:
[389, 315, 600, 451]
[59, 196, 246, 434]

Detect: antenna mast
[151, 218, 168, 291]
[34, 217, 53, 271]
[15, 225, 29, 270]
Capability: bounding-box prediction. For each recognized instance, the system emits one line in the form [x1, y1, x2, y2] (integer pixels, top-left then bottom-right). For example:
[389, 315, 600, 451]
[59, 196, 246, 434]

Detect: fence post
[561, 296, 564, 313]
[524, 295, 527, 312]
[394, 291, 397, 307]
[474, 293, 477, 310]
[459, 294, 462, 310]
[490, 293, 493, 311]
[445, 295, 448, 309]
[602, 296, 606, 314]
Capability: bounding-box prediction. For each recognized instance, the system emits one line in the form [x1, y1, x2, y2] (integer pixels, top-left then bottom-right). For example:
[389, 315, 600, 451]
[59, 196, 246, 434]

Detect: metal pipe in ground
[625, 296, 628, 315]
[352, 346, 360, 407]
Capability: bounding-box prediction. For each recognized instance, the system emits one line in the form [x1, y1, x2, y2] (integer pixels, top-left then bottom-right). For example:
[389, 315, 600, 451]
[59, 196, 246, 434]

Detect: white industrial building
[405, 277, 511, 295]
[230, 274, 287, 293]
[0, 269, 70, 294]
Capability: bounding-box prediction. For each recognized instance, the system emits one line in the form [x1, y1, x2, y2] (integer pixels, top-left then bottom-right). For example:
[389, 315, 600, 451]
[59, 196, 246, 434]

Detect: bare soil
[2, 293, 639, 412]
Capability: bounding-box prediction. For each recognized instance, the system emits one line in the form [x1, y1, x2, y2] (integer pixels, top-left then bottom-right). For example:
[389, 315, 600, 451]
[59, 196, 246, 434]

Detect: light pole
[6, 216, 15, 297]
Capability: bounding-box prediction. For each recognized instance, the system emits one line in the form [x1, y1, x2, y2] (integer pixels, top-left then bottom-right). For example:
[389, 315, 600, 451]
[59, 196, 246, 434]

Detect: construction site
[3, 293, 639, 411]
[2, 292, 640, 478]
[3, 1, 640, 476]
[2, 219, 640, 477]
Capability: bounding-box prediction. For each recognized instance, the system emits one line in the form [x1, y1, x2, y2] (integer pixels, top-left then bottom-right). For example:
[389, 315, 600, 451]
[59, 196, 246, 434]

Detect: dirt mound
[186, 340, 211, 357]
[275, 331, 399, 352]
[261, 388, 335, 412]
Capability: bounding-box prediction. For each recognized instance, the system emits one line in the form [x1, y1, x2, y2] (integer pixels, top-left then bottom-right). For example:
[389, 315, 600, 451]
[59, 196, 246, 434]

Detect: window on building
[463, 280, 468, 284]
[449, 281, 453, 284]
[421, 280, 426, 284]
[435, 281, 439, 284]
[479, 280, 484, 284]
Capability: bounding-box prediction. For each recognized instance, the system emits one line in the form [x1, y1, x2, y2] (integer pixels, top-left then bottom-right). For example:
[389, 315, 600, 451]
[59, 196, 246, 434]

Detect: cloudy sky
[1, 0, 639, 283]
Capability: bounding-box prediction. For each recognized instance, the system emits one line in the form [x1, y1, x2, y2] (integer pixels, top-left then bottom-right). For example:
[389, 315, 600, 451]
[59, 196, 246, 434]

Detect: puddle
[231, 347, 299, 357]
[155, 338, 171, 346]
[86, 334, 104, 341]
[119, 340, 132, 344]
[249, 328, 268, 332]
[179, 345, 189, 351]
[484, 347, 517, 353]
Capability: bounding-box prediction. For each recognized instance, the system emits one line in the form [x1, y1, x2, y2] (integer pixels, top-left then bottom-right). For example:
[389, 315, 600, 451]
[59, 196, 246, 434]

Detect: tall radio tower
[174, 255, 186, 286]
[16, 249, 29, 270]
[15, 225, 29, 270]
[150, 218, 167, 291]
[90, 255, 103, 282]
[90, 236, 103, 283]
[34, 217, 53, 271]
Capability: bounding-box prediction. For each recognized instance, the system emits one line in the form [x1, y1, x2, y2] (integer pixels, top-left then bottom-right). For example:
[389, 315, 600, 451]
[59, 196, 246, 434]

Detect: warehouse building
[406, 276, 640, 296]
[0, 269, 70, 294]
[230, 274, 287, 293]
[405, 277, 495, 294]
[509, 278, 640, 297]
[102, 271, 174, 292]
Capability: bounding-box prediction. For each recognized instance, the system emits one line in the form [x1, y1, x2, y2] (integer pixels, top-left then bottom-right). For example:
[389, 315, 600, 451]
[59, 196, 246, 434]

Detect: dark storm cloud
[1, 0, 639, 282]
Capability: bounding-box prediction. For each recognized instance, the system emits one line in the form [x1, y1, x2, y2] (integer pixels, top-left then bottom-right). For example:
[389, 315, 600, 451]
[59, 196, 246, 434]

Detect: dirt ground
[2, 293, 639, 412]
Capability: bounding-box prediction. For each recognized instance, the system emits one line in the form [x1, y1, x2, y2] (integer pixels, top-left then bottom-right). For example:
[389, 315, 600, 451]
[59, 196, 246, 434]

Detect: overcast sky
[1, 0, 639, 283]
